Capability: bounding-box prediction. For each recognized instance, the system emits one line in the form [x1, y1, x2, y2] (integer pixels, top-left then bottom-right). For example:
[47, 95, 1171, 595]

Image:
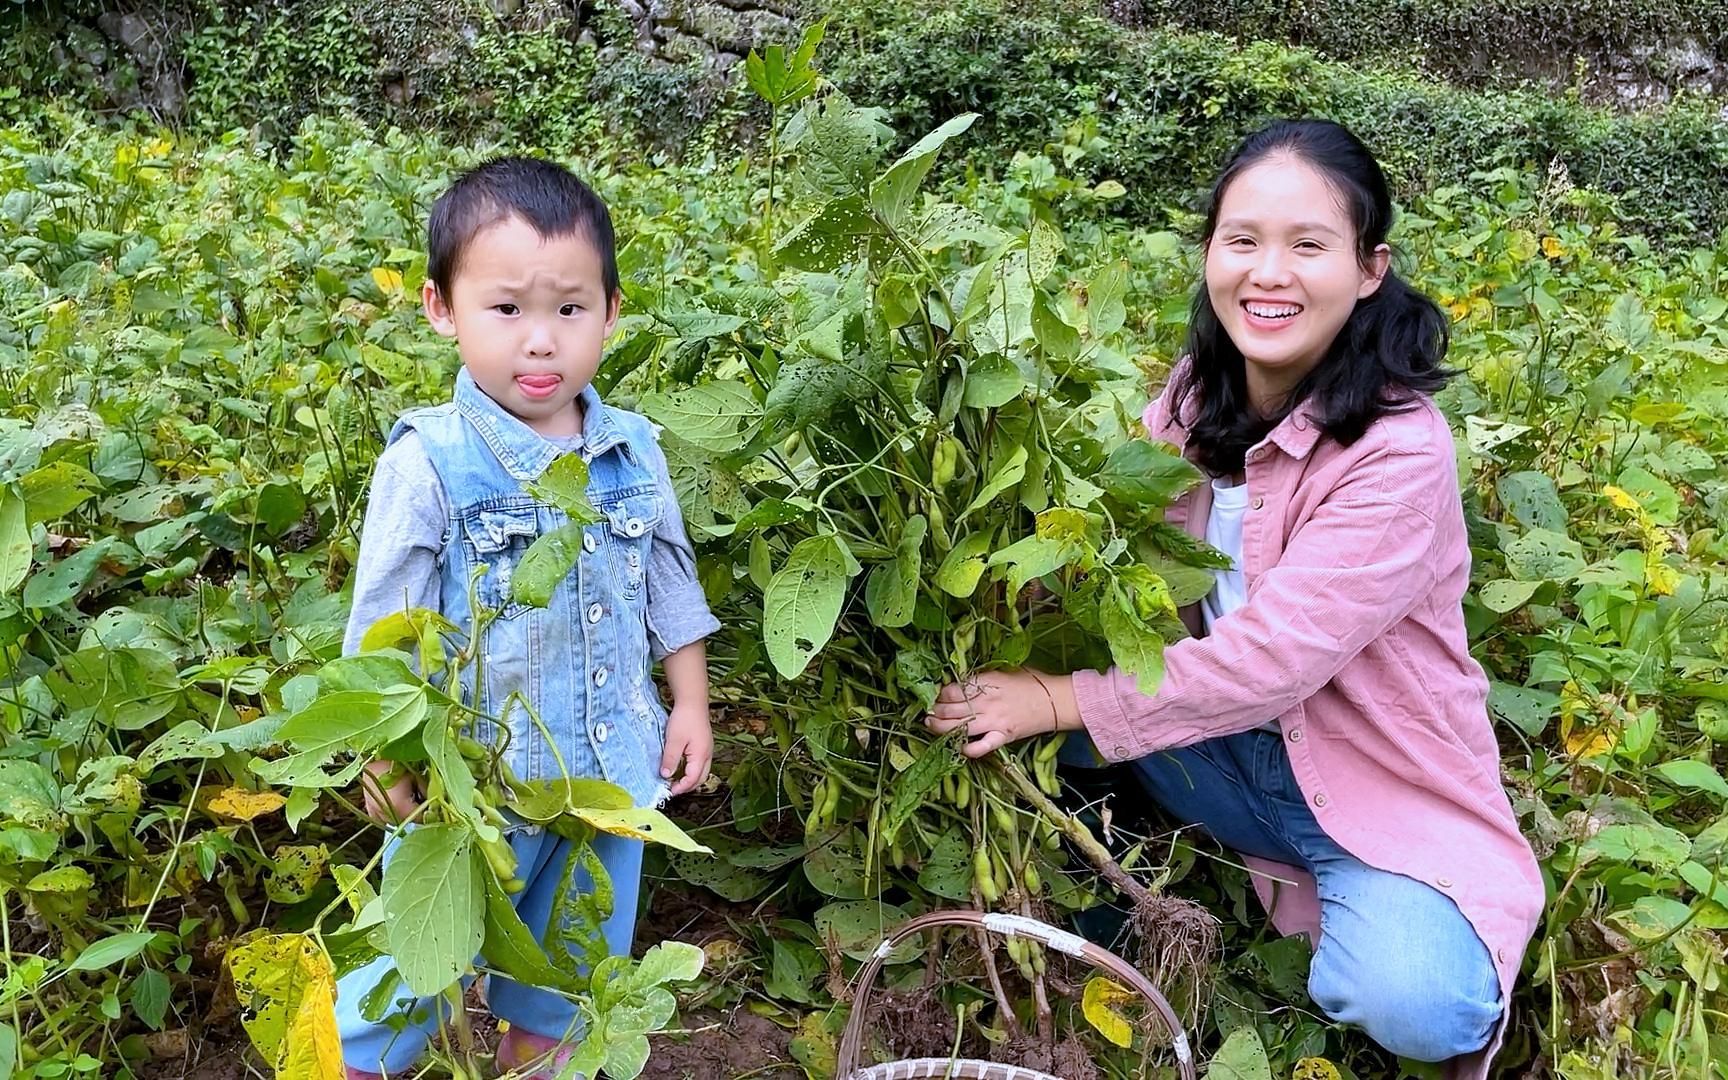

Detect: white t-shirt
[1201, 476, 1250, 633]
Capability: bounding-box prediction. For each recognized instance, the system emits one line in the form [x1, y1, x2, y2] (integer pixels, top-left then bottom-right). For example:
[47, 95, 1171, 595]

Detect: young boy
[335, 157, 718, 1078]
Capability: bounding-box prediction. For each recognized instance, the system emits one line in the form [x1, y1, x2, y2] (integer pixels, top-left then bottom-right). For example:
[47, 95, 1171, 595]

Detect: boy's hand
[360, 759, 423, 825]
[660, 704, 713, 797]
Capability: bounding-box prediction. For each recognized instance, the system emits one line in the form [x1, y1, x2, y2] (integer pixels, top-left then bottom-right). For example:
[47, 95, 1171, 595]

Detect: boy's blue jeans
[1077, 727, 1500, 1063]
[336, 824, 643, 1073]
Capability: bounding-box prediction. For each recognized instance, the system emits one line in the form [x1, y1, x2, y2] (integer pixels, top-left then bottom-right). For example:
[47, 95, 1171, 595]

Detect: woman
[926, 120, 1542, 1077]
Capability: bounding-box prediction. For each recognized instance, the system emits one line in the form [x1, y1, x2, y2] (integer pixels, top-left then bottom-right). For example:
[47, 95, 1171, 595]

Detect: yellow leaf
[1081, 975, 1135, 1048]
[207, 787, 287, 821]
[278, 962, 344, 1080]
[1447, 301, 1470, 321]
[1541, 235, 1566, 259]
[370, 267, 404, 297]
[1294, 1058, 1343, 1080]
[1565, 724, 1615, 758]
[1647, 559, 1681, 598]
[1604, 485, 1640, 512]
[227, 933, 335, 1069]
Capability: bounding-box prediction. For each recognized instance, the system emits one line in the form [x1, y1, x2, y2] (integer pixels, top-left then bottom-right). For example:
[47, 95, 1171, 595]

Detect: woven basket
[835, 909, 1196, 1080]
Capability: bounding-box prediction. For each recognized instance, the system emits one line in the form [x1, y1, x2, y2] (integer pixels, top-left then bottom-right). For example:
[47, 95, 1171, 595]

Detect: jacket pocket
[463, 506, 545, 619]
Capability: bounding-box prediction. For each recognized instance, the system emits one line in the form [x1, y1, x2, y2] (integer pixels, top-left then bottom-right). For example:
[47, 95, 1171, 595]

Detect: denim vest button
[595, 722, 609, 743]
[594, 666, 608, 687]
[582, 532, 597, 553]
[624, 517, 645, 537]
[587, 602, 604, 623]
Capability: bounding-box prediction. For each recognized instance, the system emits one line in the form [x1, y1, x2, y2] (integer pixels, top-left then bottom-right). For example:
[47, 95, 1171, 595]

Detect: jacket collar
[452, 367, 630, 482]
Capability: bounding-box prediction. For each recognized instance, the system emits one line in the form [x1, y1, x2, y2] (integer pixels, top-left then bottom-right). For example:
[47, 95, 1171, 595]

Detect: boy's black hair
[426, 156, 620, 302]
[1173, 118, 1454, 476]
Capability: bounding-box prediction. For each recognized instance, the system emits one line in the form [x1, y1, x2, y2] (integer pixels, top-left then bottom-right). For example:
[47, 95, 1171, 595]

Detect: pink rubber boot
[344, 1070, 385, 1080]
[496, 1027, 575, 1079]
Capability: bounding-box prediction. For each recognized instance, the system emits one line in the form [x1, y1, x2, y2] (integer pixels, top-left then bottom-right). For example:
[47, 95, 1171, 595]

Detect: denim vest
[390, 369, 670, 807]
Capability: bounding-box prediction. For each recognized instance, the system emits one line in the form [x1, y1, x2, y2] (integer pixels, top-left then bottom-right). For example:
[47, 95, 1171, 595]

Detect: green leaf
[774, 195, 876, 272]
[883, 738, 961, 843]
[933, 531, 994, 598]
[382, 824, 483, 995]
[526, 454, 602, 524]
[961, 445, 1028, 519]
[1578, 821, 1692, 872]
[1032, 292, 1082, 361]
[130, 967, 171, 1029]
[1098, 441, 1199, 507]
[813, 900, 920, 963]
[638, 382, 760, 453]
[1653, 760, 1728, 802]
[0, 761, 61, 829]
[764, 350, 884, 429]
[1496, 471, 1566, 533]
[1088, 261, 1128, 337]
[631, 940, 705, 989]
[1605, 292, 1653, 350]
[1205, 1025, 1273, 1080]
[1026, 219, 1063, 284]
[917, 827, 974, 901]
[987, 533, 1079, 597]
[1503, 528, 1586, 581]
[1614, 465, 1681, 525]
[961, 354, 1024, 409]
[1488, 682, 1559, 737]
[763, 534, 857, 679]
[19, 460, 102, 523]
[22, 537, 111, 609]
[0, 489, 28, 594]
[51, 646, 180, 732]
[864, 515, 925, 629]
[69, 931, 160, 972]
[254, 688, 428, 788]
[1609, 895, 1694, 941]
[667, 849, 772, 901]
[1479, 579, 1541, 614]
[603, 1034, 652, 1080]
[869, 113, 977, 228]
[511, 522, 585, 609]
[1099, 580, 1165, 696]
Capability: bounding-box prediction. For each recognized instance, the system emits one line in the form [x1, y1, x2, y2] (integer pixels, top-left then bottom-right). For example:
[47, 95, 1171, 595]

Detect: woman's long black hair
[1172, 119, 1454, 475]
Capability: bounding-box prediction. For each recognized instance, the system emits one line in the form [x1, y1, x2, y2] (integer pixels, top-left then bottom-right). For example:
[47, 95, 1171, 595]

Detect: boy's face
[423, 214, 620, 438]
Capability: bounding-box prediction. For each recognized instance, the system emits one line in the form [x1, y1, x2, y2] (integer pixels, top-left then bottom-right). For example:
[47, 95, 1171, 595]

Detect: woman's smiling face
[1204, 154, 1389, 410]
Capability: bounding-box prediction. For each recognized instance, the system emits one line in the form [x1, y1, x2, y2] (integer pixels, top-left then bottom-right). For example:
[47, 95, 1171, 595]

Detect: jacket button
[582, 532, 597, 553]
[1437, 877, 1453, 888]
[1288, 728, 1303, 742]
[587, 602, 604, 623]
[1112, 745, 1129, 760]
[594, 667, 608, 687]
[1312, 793, 1328, 808]
[594, 722, 609, 743]
[1251, 496, 1265, 510]
[624, 517, 646, 537]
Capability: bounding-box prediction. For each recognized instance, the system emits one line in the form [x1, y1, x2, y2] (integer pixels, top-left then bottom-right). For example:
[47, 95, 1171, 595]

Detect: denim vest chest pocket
[463, 502, 556, 620]
[596, 488, 663, 604]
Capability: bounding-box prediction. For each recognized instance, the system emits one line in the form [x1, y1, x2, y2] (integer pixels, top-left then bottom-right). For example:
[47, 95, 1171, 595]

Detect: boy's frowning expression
[423, 213, 619, 438]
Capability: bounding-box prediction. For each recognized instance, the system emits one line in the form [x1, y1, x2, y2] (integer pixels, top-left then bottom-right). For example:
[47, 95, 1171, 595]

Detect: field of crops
[2, 32, 1727, 1080]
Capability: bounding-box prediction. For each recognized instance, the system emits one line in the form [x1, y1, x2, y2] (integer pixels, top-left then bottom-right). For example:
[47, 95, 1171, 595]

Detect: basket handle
[835, 908, 1196, 1080]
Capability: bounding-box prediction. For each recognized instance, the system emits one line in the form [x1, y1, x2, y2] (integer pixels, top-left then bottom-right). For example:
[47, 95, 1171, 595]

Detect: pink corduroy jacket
[1072, 370, 1544, 1079]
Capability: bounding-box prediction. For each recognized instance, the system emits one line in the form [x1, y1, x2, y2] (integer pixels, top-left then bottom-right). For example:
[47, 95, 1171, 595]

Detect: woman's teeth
[1245, 303, 1301, 320]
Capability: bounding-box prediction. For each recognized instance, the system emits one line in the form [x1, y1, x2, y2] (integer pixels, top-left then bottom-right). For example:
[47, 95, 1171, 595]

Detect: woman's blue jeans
[1086, 727, 1500, 1063]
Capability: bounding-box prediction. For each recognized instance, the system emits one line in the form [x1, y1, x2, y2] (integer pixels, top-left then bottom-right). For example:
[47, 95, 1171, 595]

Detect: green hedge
[1128, 0, 1728, 89]
[8, 0, 1728, 241]
[820, 0, 1728, 241]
